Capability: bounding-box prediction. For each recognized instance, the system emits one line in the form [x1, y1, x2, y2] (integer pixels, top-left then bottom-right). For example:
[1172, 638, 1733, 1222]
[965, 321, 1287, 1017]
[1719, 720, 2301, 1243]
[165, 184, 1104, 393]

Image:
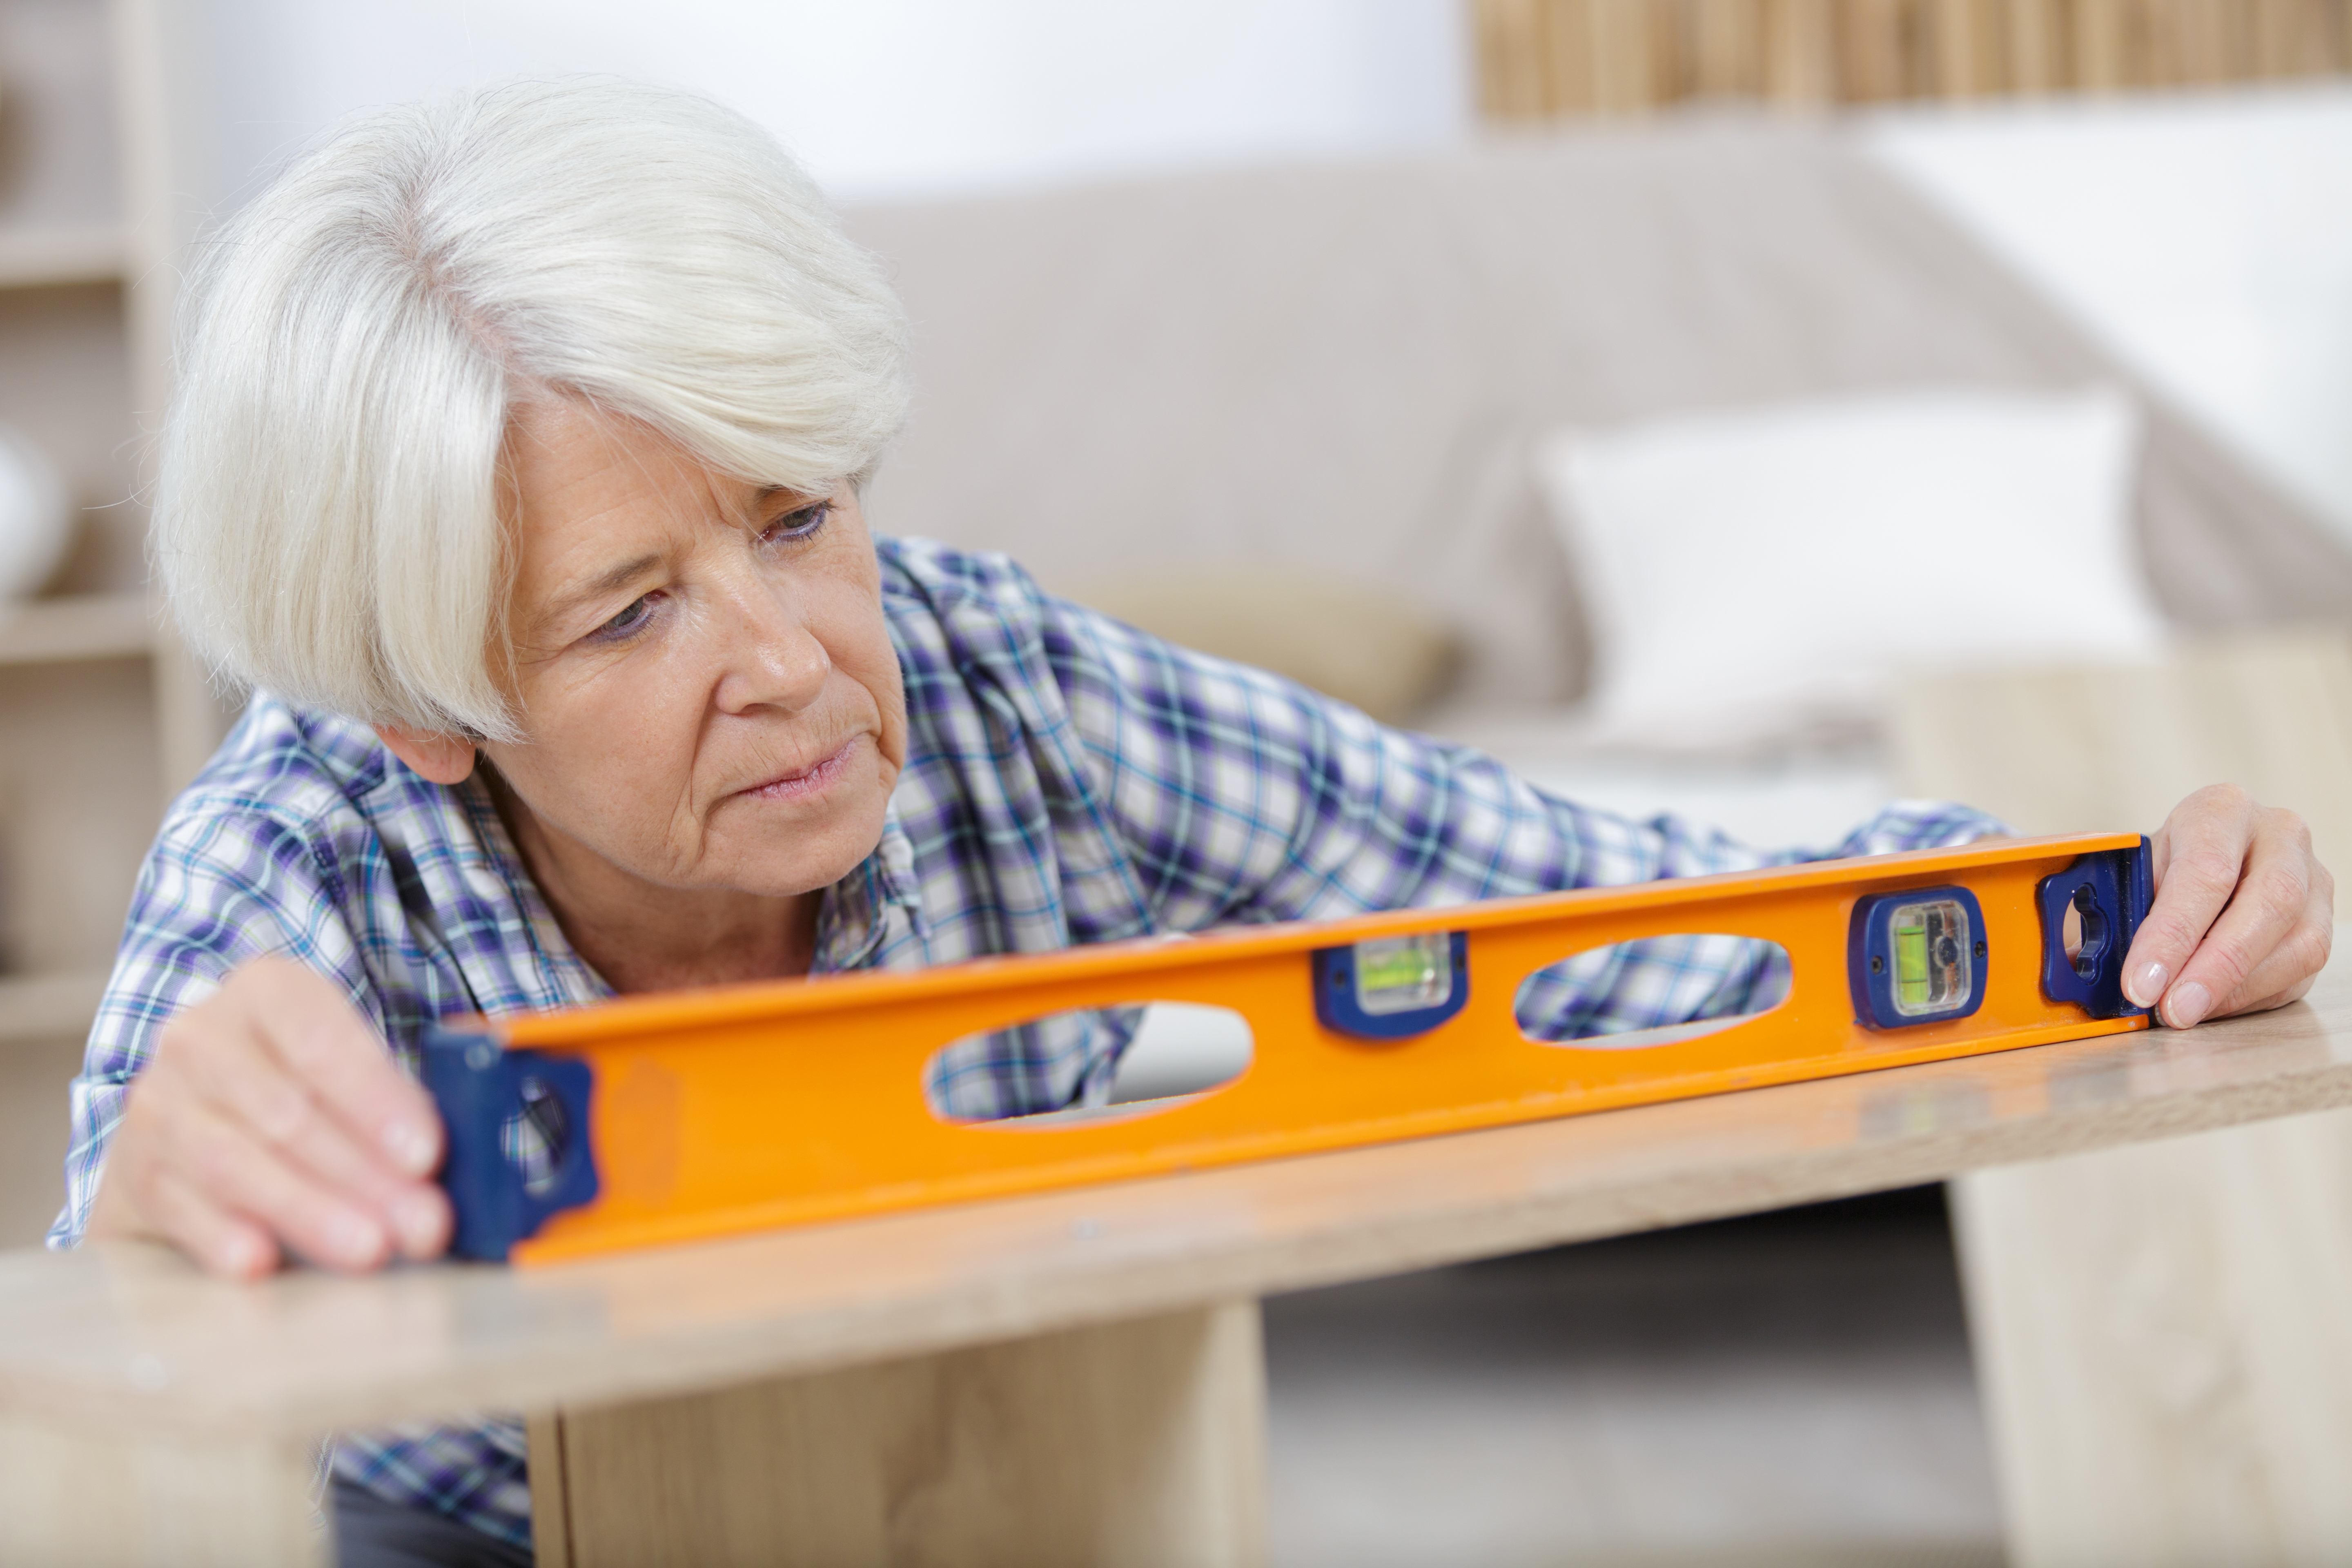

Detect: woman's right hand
[85, 956, 451, 1278]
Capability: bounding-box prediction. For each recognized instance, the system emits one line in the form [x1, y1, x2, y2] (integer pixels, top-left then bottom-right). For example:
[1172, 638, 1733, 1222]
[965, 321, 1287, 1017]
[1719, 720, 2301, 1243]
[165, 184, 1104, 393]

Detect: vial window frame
[1847, 884, 1989, 1030]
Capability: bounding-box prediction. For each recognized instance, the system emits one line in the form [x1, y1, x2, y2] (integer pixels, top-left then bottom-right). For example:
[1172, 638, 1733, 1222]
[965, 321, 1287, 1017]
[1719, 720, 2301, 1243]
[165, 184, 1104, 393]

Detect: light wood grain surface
[1896, 633, 2352, 1567]
[3, 938, 2350, 1448]
[536, 1302, 1266, 1568]
[0, 1419, 321, 1568]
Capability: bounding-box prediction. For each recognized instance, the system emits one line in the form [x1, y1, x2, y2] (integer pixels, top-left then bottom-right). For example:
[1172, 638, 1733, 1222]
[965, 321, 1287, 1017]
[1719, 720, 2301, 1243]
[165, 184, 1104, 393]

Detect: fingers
[138, 1169, 278, 1281]
[90, 957, 452, 1277]
[227, 958, 443, 1180]
[158, 1095, 397, 1270]
[151, 1021, 447, 1263]
[2195, 876, 2332, 1024]
[2120, 785, 2261, 1012]
[2120, 787, 2334, 1030]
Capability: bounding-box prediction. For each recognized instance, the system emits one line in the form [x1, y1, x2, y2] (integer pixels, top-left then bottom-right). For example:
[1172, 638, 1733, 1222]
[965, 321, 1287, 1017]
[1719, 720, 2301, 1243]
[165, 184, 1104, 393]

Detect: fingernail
[2167, 980, 2213, 1030]
[330, 1212, 386, 1267]
[394, 1190, 448, 1256]
[384, 1122, 437, 1176]
[218, 1229, 271, 1278]
[2126, 960, 2169, 1008]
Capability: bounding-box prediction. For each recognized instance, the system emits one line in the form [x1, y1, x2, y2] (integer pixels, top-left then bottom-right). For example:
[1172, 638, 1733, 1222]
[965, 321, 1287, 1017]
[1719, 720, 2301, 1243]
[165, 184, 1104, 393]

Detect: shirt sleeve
[49, 804, 386, 1249]
[1040, 595, 2002, 1040]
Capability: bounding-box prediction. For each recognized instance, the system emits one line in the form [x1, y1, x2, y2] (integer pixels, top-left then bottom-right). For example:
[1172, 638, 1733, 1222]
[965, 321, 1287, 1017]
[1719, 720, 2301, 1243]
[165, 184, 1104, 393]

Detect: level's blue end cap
[2037, 836, 2156, 1021]
[421, 1025, 599, 1263]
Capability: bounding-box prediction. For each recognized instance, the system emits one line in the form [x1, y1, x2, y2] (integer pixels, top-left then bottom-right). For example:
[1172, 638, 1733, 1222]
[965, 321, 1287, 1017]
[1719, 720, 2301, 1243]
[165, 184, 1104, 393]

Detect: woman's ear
[375, 725, 479, 785]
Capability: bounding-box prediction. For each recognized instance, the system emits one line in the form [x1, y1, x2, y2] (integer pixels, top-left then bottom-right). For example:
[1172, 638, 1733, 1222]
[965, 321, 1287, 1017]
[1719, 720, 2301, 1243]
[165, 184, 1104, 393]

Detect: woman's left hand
[2120, 785, 2334, 1028]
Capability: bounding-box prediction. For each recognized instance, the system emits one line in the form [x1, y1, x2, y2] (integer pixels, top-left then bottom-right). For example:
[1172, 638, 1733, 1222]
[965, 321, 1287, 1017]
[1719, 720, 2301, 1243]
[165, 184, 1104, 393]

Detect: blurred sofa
[846, 118, 2352, 728]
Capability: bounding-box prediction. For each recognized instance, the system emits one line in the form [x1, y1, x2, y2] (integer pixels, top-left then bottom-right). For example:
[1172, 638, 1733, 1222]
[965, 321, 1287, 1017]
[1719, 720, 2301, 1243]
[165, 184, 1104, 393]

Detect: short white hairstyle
[155, 77, 911, 740]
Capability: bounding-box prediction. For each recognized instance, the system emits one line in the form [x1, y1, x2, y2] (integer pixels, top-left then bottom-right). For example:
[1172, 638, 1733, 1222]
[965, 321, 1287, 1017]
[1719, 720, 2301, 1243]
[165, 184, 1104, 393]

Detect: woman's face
[469, 396, 906, 898]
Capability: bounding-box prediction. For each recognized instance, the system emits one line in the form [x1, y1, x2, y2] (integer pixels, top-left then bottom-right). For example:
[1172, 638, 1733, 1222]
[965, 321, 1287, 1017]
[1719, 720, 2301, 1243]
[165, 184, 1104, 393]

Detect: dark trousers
[333, 1480, 535, 1568]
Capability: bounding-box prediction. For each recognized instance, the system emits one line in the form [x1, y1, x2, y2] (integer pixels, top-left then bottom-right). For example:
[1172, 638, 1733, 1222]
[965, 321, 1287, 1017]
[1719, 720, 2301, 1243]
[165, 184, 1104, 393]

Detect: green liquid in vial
[1352, 933, 1450, 1015]
[1894, 917, 1930, 1009]
[1359, 945, 1438, 996]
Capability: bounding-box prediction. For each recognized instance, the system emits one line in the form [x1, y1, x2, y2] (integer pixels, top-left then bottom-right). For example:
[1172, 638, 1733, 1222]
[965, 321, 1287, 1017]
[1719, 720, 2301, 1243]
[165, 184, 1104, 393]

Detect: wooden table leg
[529, 1298, 1267, 1567]
[0, 1417, 323, 1565]
[1953, 1108, 2352, 1567]
[1892, 635, 2352, 1565]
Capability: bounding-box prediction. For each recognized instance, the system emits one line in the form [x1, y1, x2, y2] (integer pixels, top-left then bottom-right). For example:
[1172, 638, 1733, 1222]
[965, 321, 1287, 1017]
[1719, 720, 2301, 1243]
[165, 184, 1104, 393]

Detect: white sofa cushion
[1536, 386, 2166, 749]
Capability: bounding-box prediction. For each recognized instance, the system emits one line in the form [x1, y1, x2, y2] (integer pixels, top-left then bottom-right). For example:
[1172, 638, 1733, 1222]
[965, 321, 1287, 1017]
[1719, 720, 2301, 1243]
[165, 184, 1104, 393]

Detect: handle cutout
[929, 1002, 1255, 1124]
[1515, 934, 1793, 1048]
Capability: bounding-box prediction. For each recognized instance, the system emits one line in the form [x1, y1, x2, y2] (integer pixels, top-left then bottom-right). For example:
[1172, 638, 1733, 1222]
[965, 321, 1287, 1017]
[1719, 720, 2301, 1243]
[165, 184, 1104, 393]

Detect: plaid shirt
[53, 535, 1995, 1547]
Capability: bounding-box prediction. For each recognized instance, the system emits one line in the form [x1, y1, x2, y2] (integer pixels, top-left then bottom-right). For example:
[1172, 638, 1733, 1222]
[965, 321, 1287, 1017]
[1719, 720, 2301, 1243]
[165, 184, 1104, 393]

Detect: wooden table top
[6, 935, 2347, 1443]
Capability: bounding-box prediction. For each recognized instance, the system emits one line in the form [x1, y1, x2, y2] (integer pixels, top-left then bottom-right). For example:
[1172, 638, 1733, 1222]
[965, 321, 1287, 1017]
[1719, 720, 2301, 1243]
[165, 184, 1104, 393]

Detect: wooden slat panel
[1767, 0, 1840, 100]
[1473, 0, 1551, 119]
[2251, 0, 2305, 74]
[2006, 0, 2070, 89]
[2069, 0, 2131, 85]
[1543, 0, 1604, 114]
[2177, 0, 2238, 82]
[1471, 0, 2352, 116]
[1932, 0, 2009, 94]
[2256, 0, 2351, 74]
[1841, 0, 1918, 99]
[1592, 0, 1666, 111]
[1692, 0, 1769, 96]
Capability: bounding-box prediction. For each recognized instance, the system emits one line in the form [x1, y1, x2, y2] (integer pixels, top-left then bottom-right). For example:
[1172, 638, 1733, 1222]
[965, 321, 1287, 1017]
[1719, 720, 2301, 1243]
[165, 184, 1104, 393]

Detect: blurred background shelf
[0, 223, 125, 289]
[0, 0, 213, 1248]
[0, 968, 105, 1045]
[0, 592, 151, 665]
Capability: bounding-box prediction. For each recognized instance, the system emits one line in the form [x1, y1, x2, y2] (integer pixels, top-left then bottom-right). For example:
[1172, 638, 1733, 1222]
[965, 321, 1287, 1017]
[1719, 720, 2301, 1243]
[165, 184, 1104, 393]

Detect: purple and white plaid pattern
[52, 536, 1997, 1548]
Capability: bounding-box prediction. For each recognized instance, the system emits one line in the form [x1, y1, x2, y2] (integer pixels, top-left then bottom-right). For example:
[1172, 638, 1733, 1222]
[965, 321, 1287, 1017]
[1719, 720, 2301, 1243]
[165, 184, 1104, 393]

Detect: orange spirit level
[425, 832, 2153, 1264]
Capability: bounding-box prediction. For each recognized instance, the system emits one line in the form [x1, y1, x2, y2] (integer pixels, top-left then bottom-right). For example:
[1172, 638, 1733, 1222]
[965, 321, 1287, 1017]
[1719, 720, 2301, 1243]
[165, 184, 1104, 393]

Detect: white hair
[154, 77, 911, 740]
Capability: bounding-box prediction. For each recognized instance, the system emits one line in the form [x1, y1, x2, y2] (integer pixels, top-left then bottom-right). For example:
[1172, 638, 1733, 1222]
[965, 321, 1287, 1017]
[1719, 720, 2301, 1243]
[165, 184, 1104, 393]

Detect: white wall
[199, 0, 1473, 209]
[1870, 86, 2352, 538]
[191, 8, 2352, 541]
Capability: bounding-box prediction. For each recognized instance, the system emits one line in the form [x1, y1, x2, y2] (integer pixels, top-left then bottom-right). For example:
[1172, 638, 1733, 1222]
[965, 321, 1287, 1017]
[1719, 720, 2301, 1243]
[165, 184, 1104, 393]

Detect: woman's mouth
[742, 739, 856, 804]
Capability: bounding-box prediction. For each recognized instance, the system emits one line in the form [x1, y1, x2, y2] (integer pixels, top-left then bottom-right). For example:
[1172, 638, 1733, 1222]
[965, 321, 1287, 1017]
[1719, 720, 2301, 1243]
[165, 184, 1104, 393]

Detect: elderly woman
[54, 79, 2328, 1565]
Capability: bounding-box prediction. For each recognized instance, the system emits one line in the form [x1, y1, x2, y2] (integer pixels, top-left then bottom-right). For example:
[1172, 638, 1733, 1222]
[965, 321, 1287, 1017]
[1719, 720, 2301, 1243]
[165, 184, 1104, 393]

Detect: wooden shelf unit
[0, 590, 150, 665]
[0, 222, 125, 288]
[0, 0, 215, 1243]
[0, 968, 109, 1045]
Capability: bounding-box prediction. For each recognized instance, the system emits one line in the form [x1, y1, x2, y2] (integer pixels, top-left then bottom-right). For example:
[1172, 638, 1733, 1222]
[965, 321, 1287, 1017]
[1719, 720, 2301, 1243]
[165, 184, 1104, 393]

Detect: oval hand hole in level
[2059, 884, 2109, 979]
[1514, 934, 1793, 1049]
[927, 1002, 1254, 1126]
[499, 1074, 572, 1197]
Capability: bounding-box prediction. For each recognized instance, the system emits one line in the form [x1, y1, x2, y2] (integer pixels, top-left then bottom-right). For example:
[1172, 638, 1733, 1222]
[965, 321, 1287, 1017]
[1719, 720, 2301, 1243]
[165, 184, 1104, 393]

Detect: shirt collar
[813, 800, 924, 973]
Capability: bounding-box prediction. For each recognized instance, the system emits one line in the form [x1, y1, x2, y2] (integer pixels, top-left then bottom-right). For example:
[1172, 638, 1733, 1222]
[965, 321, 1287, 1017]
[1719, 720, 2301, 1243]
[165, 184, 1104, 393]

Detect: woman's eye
[761, 500, 829, 544]
[593, 594, 657, 641]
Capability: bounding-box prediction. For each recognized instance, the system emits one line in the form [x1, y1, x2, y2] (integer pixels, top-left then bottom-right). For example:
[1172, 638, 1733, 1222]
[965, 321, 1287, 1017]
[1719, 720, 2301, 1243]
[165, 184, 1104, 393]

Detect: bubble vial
[1889, 899, 1971, 1018]
[1352, 933, 1453, 1016]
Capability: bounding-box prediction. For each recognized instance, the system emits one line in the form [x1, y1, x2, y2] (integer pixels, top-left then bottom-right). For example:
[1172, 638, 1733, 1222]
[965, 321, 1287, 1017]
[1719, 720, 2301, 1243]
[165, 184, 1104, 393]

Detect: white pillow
[1536, 386, 2166, 751]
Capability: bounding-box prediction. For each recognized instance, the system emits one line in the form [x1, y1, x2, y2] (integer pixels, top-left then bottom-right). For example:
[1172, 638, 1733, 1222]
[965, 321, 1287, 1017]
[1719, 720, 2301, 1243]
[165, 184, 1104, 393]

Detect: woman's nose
[710, 577, 829, 716]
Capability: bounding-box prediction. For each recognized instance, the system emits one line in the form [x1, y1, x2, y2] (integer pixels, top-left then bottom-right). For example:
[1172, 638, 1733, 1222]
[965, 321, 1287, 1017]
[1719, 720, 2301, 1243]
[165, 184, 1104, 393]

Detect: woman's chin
[704, 766, 892, 894]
